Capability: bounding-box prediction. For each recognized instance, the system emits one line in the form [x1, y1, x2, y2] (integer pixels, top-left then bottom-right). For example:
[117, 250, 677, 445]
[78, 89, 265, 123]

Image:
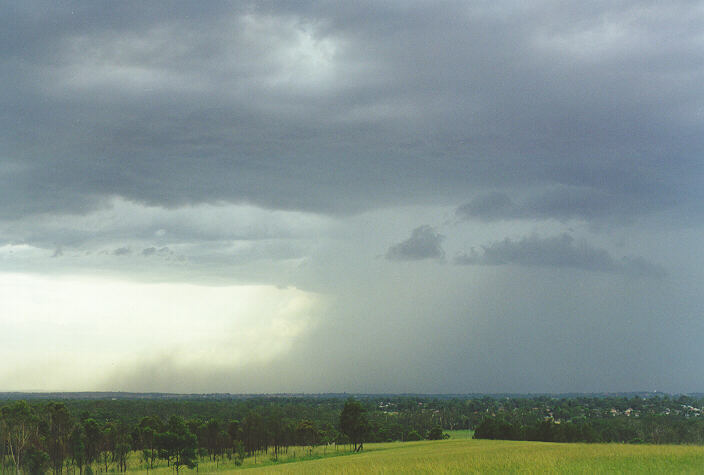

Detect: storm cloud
[455, 233, 666, 278]
[1, 1, 702, 221]
[456, 186, 667, 224]
[386, 225, 445, 261]
[0, 1, 702, 394]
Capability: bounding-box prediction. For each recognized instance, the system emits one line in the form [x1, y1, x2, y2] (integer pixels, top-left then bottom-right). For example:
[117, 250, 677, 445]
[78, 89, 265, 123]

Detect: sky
[1, 1, 703, 393]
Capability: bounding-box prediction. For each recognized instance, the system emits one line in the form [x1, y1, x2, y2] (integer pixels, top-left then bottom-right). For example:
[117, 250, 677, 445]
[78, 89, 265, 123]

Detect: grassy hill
[114, 431, 704, 473]
[234, 438, 704, 474]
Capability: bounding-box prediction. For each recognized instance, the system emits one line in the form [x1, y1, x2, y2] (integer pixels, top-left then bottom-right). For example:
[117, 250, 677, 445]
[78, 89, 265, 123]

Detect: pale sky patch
[0, 273, 321, 391]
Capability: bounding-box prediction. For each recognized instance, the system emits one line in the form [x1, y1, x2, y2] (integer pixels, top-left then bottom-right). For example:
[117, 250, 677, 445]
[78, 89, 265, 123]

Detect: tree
[137, 416, 162, 469]
[339, 399, 369, 452]
[204, 418, 220, 459]
[427, 426, 446, 440]
[162, 416, 198, 474]
[138, 426, 157, 469]
[82, 418, 102, 471]
[295, 419, 319, 455]
[68, 425, 87, 475]
[22, 448, 49, 475]
[227, 419, 241, 459]
[242, 410, 266, 458]
[110, 422, 131, 472]
[173, 431, 198, 473]
[216, 430, 230, 461]
[232, 440, 245, 466]
[156, 430, 177, 467]
[98, 423, 114, 473]
[227, 420, 241, 443]
[46, 402, 72, 474]
[1, 401, 39, 474]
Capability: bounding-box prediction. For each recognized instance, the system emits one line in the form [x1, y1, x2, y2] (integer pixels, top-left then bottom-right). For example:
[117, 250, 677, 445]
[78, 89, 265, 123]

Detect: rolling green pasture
[235, 439, 704, 474]
[119, 437, 704, 474]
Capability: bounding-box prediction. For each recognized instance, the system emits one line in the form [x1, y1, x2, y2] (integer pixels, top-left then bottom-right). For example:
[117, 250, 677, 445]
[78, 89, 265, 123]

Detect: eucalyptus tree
[68, 425, 86, 475]
[242, 411, 266, 457]
[46, 402, 71, 474]
[339, 399, 369, 452]
[1, 401, 39, 474]
[204, 419, 220, 459]
[137, 415, 162, 469]
[164, 416, 198, 474]
[111, 422, 132, 472]
[82, 418, 102, 471]
[265, 408, 287, 460]
[98, 423, 115, 473]
[295, 419, 320, 455]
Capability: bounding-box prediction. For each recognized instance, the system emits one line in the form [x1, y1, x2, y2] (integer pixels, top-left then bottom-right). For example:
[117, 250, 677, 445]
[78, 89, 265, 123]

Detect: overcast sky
[1, 1, 703, 393]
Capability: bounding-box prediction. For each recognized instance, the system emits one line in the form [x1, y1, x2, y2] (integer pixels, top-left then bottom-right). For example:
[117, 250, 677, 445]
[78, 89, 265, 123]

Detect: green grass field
[118, 435, 704, 474]
[234, 439, 704, 474]
[447, 429, 474, 439]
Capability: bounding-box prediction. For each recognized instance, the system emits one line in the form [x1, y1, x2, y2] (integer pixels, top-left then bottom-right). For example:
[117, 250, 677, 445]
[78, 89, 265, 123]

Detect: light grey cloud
[386, 225, 445, 261]
[620, 256, 668, 279]
[0, 199, 331, 281]
[141, 246, 171, 257]
[112, 247, 131, 256]
[456, 233, 665, 277]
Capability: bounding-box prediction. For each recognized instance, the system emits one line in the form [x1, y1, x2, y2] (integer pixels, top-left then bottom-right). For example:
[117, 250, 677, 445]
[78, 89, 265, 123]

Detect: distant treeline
[473, 394, 704, 444]
[0, 397, 446, 473]
[474, 416, 704, 444]
[2, 393, 704, 473]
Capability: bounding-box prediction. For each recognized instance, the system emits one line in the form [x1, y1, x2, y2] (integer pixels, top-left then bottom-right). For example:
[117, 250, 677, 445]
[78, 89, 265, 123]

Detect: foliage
[22, 448, 49, 475]
[339, 399, 369, 452]
[2, 393, 704, 472]
[1, 400, 39, 474]
[427, 426, 447, 440]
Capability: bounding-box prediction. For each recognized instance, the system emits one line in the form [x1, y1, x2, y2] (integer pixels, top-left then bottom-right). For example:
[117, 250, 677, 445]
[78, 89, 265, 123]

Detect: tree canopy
[339, 399, 369, 452]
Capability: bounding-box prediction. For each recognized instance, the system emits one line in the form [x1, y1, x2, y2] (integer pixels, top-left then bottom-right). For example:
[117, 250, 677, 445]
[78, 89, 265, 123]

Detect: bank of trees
[0, 402, 277, 473]
[472, 394, 704, 444]
[4, 393, 703, 472]
[0, 398, 373, 473]
[474, 414, 704, 445]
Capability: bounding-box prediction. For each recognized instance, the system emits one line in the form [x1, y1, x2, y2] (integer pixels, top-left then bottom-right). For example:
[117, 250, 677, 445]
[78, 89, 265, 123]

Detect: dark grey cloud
[456, 233, 665, 277]
[386, 225, 444, 261]
[1, 1, 702, 394]
[0, 1, 701, 220]
[457, 192, 521, 221]
[457, 186, 667, 223]
[112, 247, 131, 256]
